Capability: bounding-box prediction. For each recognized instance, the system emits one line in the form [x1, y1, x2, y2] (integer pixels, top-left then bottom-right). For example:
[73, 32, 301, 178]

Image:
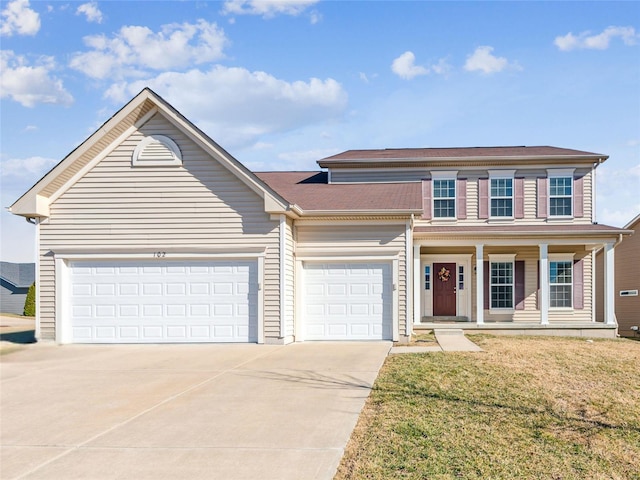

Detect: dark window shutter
[573, 258, 584, 309]
[457, 178, 467, 219]
[514, 178, 525, 219]
[515, 260, 525, 310]
[484, 261, 490, 310]
[422, 178, 432, 220]
[574, 176, 584, 218]
[537, 177, 548, 218]
[479, 178, 489, 219]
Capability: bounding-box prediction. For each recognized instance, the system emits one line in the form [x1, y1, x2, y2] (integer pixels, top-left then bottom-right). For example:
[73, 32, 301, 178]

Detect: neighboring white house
[9, 89, 631, 344]
[0, 262, 35, 315]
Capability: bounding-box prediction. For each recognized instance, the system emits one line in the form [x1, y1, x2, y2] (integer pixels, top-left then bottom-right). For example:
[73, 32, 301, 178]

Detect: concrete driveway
[1, 341, 390, 480]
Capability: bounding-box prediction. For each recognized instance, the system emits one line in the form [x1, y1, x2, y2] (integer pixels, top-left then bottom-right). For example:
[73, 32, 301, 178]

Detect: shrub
[23, 282, 36, 317]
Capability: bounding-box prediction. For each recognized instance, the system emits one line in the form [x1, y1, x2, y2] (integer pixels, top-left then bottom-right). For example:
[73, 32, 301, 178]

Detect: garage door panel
[303, 262, 392, 341]
[69, 259, 258, 343]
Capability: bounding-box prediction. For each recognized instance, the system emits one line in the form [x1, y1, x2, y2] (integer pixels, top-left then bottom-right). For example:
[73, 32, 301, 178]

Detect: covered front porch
[408, 225, 626, 338]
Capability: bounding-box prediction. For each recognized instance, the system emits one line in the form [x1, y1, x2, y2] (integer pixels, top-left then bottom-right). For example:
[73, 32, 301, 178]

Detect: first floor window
[433, 179, 456, 218]
[550, 261, 572, 308]
[491, 262, 513, 309]
[490, 178, 513, 217]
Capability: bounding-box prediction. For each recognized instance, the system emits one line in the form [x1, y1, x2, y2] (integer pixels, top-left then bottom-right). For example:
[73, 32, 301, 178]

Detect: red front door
[433, 263, 456, 316]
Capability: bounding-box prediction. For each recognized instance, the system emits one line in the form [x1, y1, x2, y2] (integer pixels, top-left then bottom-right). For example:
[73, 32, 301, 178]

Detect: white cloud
[554, 26, 639, 51]
[464, 46, 517, 74]
[391, 52, 452, 80]
[1, 156, 58, 177]
[69, 19, 228, 79]
[22, 125, 38, 132]
[76, 2, 103, 23]
[0, 0, 40, 36]
[431, 57, 452, 76]
[0, 51, 73, 107]
[391, 51, 429, 80]
[222, 0, 319, 18]
[105, 66, 348, 148]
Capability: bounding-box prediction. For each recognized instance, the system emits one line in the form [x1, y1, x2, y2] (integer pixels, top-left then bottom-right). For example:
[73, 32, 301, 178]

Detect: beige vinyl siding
[38, 112, 280, 341]
[296, 222, 407, 335]
[469, 247, 593, 324]
[330, 169, 428, 183]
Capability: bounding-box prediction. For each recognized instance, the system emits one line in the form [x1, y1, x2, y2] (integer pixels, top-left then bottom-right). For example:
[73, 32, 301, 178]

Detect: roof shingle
[255, 171, 421, 212]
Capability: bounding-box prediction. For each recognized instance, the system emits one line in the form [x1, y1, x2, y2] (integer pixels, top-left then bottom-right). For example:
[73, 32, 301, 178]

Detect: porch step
[422, 316, 470, 323]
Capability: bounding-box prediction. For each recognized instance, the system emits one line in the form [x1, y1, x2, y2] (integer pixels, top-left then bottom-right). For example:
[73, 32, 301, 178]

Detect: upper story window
[549, 177, 572, 216]
[433, 179, 456, 218]
[490, 177, 513, 218]
[547, 169, 575, 218]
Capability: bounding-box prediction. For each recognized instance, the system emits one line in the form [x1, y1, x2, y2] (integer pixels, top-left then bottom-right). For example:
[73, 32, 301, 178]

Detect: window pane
[550, 177, 572, 196]
[550, 198, 572, 216]
[491, 198, 513, 217]
[550, 261, 572, 284]
[433, 179, 455, 198]
[491, 178, 513, 197]
[550, 285, 572, 308]
[434, 199, 455, 218]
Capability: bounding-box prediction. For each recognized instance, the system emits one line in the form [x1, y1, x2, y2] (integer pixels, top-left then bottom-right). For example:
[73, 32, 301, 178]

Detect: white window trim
[549, 253, 575, 310]
[431, 174, 457, 220]
[547, 169, 575, 219]
[488, 253, 516, 311]
[488, 170, 515, 220]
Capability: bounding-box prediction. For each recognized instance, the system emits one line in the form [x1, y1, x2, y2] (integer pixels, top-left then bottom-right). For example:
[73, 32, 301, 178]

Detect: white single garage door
[303, 262, 392, 340]
[69, 259, 258, 343]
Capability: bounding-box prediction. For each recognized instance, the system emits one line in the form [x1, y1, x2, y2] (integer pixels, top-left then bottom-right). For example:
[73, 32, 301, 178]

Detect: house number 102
[153, 252, 166, 258]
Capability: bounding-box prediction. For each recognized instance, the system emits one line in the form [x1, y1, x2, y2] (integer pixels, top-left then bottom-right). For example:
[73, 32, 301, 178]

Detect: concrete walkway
[1, 341, 390, 480]
[389, 329, 483, 354]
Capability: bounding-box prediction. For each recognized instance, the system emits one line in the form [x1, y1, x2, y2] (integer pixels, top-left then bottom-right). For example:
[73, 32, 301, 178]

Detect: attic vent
[132, 135, 182, 167]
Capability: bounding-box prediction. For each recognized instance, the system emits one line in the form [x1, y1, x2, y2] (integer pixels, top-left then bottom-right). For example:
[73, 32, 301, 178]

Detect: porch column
[603, 242, 616, 325]
[413, 245, 422, 325]
[475, 244, 484, 325]
[539, 243, 549, 325]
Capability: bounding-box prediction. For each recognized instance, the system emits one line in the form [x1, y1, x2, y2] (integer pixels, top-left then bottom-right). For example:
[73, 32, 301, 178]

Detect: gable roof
[10, 88, 290, 218]
[255, 171, 422, 214]
[624, 213, 640, 230]
[0, 262, 35, 288]
[319, 146, 608, 168]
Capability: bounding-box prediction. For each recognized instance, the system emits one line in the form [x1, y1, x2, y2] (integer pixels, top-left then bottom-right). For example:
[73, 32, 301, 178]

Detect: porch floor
[413, 322, 618, 338]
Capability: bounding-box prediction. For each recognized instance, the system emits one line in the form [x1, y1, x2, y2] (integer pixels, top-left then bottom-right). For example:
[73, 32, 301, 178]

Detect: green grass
[336, 335, 640, 480]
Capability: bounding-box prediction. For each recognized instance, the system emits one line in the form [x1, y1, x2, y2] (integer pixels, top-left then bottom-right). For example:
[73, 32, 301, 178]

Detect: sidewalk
[389, 329, 483, 354]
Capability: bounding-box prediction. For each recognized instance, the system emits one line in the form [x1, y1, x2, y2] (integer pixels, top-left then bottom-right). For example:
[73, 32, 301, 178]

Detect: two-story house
[10, 88, 630, 344]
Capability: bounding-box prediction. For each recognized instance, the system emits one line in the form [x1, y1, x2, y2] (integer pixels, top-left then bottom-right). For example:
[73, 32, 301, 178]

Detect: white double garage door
[67, 259, 392, 343]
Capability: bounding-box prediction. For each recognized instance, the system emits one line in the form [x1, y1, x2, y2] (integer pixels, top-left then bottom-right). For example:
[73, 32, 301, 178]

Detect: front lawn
[336, 335, 640, 480]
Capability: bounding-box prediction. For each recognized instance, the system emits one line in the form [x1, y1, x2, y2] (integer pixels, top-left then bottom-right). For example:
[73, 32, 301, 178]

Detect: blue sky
[1, 0, 639, 262]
